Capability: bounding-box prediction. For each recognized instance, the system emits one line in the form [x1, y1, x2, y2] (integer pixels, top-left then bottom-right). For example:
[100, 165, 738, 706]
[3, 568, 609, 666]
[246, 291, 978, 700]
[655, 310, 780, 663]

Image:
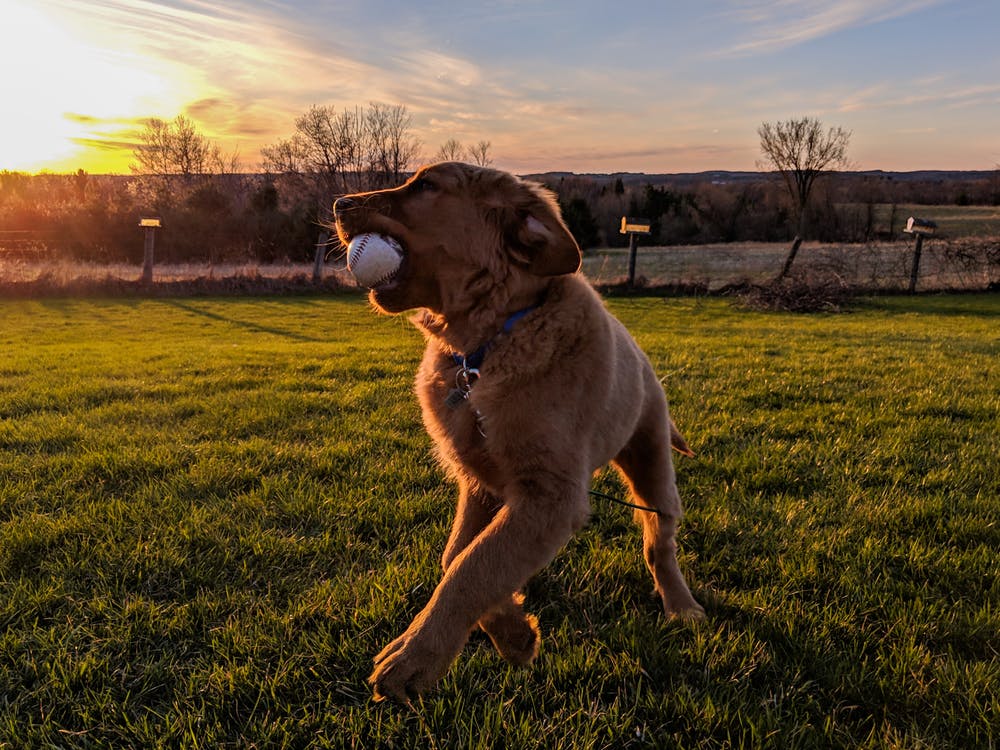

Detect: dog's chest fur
[416, 353, 504, 486]
[410, 278, 619, 491]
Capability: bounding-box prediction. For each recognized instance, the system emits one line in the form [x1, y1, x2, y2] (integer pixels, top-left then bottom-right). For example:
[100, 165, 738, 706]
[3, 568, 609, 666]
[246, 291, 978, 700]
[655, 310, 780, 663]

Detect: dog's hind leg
[613, 409, 705, 621]
[442, 480, 541, 666]
[477, 594, 540, 666]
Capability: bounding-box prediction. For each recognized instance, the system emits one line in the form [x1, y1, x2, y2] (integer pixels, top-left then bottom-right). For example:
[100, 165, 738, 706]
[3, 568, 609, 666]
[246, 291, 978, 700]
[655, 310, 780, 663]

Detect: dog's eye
[412, 177, 437, 193]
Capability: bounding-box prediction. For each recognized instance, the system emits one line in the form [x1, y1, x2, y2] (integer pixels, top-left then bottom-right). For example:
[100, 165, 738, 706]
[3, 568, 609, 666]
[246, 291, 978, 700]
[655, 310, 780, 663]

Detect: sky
[2, 0, 998, 175]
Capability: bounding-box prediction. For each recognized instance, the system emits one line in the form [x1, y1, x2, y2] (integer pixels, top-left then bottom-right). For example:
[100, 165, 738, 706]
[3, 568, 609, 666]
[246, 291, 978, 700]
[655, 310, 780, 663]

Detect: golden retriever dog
[333, 162, 704, 703]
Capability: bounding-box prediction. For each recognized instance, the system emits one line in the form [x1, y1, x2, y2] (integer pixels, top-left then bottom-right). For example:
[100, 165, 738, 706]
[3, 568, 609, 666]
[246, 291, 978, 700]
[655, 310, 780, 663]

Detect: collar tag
[444, 388, 467, 409]
[445, 360, 479, 409]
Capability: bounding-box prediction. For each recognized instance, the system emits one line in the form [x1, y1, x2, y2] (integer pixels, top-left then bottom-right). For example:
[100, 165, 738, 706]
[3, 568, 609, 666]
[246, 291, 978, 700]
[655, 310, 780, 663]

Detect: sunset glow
[1, 1, 204, 173]
[1, 3, 92, 171]
[2, 0, 998, 175]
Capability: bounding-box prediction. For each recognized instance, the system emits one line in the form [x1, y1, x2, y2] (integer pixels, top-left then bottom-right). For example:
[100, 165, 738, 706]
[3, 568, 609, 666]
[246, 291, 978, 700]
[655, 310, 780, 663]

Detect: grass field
[2, 293, 998, 748]
[583, 239, 999, 291]
[872, 204, 1000, 239]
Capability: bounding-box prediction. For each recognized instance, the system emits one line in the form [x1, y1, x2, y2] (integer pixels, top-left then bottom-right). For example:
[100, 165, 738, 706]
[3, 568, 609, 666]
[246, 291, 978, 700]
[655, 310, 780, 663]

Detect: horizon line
[4, 166, 998, 179]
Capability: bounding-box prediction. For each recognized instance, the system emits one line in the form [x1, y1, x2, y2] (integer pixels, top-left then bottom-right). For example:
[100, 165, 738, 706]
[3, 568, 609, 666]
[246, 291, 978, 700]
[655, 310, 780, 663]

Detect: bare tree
[436, 138, 465, 162]
[296, 106, 343, 184]
[758, 117, 851, 279]
[132, 115, 235, 177]
[263, 103, 420, 194]
[260, 136, 306, 175]
[208, 144, 241, 176]
[466, 140, 493, 167]
[335, 107, 368, 192]
[171, 115, 211, 176]
[365, 102, 421, 188]
[132, 118, 174, 176]
[435, 138, 492, 166]
[131, 115, 240, 213]
[262, 106, 355, 192]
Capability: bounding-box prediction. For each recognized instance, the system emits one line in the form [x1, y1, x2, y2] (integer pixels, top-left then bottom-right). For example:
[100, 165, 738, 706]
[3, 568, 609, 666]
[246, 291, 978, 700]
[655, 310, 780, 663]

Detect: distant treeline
[543, 169, 1000, 250]
[1, 167, 998, 264]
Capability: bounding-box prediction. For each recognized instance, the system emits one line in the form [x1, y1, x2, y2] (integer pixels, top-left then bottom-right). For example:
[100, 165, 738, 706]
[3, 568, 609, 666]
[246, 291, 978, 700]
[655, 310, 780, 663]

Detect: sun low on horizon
[1, 1, 198, 174]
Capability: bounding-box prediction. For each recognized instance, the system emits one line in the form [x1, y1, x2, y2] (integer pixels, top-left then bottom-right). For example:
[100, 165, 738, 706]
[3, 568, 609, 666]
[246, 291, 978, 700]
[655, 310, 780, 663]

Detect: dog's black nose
[333, 196, 356, 216]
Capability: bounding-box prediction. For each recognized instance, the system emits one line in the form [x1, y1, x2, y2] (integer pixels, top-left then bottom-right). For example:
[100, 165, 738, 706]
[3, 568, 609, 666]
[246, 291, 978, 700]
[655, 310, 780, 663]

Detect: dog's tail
[670, 418, 694, 457]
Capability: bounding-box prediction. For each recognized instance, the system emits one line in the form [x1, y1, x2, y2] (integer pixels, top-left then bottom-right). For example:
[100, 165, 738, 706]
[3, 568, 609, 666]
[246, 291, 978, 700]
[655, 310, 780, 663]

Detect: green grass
[1, 293, 998, 748]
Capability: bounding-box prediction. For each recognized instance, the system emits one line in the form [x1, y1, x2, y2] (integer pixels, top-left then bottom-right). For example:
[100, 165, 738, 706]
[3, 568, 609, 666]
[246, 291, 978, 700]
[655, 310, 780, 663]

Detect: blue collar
[452, 305, 538, 373]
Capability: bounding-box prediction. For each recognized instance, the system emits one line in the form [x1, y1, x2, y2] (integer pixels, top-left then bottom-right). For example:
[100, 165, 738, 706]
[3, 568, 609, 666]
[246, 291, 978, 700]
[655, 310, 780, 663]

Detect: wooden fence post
[313, 231, 329, 283]
[627, 232, 639, 288]
[903, 216, 937, 294]
[139, 218, 161, 284]
[620, 216, 652, 289]
[908, 234, 924, 294]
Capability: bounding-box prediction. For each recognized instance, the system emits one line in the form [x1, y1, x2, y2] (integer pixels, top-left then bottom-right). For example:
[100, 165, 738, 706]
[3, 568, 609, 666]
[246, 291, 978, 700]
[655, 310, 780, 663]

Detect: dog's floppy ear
[504, 182, 582, 277]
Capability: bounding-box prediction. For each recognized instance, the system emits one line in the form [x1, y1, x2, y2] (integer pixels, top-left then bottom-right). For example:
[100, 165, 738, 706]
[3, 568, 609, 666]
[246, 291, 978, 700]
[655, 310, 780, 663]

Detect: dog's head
[333, 162, 581, 315]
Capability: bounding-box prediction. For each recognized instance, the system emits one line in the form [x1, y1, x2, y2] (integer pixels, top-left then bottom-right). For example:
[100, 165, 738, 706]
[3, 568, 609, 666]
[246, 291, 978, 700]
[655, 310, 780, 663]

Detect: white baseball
[346, 233, 403, 288]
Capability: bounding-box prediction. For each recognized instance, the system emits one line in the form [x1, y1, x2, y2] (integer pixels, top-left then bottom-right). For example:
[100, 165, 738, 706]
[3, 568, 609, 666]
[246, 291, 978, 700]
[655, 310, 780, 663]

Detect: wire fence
[2, 238, 998, 296]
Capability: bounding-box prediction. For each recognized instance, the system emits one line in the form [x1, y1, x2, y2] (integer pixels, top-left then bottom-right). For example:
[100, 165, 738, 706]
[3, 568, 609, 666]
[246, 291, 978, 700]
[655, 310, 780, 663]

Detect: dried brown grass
[2, 237, 998, 300]
[0, 260, 355, 298]
[583, 237, 1000, 293]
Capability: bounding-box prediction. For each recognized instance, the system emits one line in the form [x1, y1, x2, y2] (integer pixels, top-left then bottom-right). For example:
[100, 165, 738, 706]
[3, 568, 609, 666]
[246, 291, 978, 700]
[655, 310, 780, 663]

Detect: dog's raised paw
[369, 626, 464, 703]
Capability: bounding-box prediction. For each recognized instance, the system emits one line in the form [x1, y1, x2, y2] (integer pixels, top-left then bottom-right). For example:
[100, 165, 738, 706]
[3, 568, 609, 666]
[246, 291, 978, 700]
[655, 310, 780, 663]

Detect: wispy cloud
[62, 113, 146, 166]
[64, 113, 104, 125]
[717, 0, 948, 57]
[504, 141, 750, 174]
[836, 78, 1000, 113]
[184, 99, 282, 139]
[70, 136, 139, 154]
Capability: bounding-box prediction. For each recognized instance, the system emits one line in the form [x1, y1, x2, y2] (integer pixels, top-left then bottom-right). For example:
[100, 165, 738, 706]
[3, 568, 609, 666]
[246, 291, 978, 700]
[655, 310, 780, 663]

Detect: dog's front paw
[656, 580, 707, 622]
[369, 625, 464, 703]
[666, 601, 706, 622]
[659, 588, 706, 621]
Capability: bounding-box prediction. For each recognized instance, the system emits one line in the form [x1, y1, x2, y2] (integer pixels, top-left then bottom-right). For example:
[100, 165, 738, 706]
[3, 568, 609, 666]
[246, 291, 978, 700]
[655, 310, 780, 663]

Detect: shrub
[735, 273, 854, 313]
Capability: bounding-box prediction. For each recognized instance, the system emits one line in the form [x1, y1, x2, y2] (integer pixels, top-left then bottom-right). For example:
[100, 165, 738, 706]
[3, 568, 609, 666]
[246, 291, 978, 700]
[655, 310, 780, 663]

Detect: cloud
[62, 112, 144, 170]
[717, 0, 948, 57]
[61, 112, 147, 156]
[501, 141, 751, 174]
[70, 136, 138, 154]
[64, 112, 144, 127]
[184, 98, 278, 138]
[835, 79, 1000, 114]
[64, 113, 102, 125]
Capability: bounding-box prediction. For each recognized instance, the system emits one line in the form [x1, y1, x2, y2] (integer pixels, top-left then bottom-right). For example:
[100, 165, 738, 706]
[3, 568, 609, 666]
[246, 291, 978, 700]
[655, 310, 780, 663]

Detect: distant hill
[523, 169, 998, 186]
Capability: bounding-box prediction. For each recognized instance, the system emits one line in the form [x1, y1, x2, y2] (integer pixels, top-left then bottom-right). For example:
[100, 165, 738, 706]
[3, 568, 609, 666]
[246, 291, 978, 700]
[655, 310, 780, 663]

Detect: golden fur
[334, 162, 704, 702]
